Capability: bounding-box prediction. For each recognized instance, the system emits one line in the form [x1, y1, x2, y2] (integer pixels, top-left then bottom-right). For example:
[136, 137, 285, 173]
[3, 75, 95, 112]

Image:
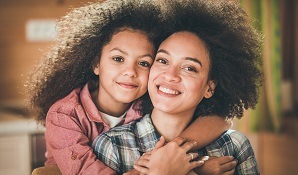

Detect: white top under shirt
[99, 111, 127, 128]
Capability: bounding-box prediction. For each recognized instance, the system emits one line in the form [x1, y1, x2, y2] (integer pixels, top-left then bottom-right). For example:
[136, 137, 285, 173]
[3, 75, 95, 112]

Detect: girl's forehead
[113, 27, 148, 37]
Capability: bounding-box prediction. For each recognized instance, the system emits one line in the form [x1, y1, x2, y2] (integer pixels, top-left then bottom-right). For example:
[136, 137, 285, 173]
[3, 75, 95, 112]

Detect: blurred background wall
[0, 0, 297, 175]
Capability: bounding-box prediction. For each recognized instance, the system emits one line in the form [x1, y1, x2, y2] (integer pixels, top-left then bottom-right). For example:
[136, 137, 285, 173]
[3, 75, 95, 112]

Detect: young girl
[27, 1, 231, 174]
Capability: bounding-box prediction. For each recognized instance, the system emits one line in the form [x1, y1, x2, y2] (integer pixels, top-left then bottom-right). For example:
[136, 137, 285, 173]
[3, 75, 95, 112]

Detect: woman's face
[94, 29, 155, 105]
[148, 31, 215, 116]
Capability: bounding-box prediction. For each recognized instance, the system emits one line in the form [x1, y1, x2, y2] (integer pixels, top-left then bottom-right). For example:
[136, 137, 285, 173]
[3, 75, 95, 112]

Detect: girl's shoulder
[48, 88, 82, 113]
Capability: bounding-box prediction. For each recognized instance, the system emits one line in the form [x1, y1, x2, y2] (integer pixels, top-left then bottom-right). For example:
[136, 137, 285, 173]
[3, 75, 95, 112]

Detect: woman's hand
[123, 169, 141, 175]
[194, 156, 237, 175]
[134, 135, 166, 174]
[134, 136, 205, 175]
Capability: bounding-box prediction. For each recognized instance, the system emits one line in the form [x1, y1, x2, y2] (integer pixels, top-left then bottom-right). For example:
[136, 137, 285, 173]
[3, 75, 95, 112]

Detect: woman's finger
[152, 135, 166, 152]
[141, 153, 151, 160]
[133, 164, 149, 174]
[135, 156, 149, 167]
[188, 153, 199, 161]
[181, 140, 197, 152]
[172, 136, 187, 146]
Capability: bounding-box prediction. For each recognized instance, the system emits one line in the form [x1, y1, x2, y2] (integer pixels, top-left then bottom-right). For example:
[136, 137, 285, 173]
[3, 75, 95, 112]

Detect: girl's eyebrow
[111, 47, 154, 59]
[157, 49, 202, 67]
[110, 47, 127, 55]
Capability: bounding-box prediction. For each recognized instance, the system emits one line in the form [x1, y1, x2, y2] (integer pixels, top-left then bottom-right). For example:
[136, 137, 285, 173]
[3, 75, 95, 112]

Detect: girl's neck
[91, 89, 131, 117]
[151, 109, 193, 142]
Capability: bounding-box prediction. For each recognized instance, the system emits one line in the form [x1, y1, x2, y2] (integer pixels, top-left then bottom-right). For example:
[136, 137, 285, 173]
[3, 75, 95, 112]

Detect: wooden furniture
[32, 165, 61, 175]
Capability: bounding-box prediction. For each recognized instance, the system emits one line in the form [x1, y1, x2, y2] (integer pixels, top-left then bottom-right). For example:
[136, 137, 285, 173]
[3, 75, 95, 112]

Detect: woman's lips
[157, 85, 181, 95]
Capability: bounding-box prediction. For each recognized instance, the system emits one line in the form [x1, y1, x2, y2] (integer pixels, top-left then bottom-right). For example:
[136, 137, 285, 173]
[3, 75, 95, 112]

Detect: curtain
[237, 0, 282, 132]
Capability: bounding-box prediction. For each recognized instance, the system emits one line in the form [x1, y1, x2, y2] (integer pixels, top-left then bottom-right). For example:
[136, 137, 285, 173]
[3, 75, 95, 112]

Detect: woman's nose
[162, 66, 181, 82]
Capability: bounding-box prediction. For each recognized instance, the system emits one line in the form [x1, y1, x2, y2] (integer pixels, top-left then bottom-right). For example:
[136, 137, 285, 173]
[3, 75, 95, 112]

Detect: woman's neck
[151, 109, 193, 142]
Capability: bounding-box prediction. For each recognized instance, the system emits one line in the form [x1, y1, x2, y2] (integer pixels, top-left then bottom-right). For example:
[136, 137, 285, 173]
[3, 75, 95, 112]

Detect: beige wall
[0, 0, 97, 103]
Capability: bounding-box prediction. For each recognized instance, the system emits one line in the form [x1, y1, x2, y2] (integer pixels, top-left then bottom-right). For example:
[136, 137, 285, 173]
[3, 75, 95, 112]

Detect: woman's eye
[113, 56, 124, 62]
[139, 61, 151, 68]
[156, 58, 167, 64]
[183, 66, 198, 73]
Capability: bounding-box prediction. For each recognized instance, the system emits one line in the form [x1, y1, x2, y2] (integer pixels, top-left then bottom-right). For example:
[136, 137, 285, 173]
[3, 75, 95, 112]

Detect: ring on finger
[190, 153, 194, 160]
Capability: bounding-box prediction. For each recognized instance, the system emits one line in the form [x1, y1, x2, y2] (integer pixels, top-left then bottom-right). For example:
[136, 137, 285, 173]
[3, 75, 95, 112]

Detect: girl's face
[94, 29, 155, 105]
[148, 31, 215, 116]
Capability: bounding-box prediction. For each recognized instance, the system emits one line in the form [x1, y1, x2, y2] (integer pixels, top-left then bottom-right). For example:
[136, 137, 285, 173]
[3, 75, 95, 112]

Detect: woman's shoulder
[224, 130, 255, 157]
[226, 130, 250, 146]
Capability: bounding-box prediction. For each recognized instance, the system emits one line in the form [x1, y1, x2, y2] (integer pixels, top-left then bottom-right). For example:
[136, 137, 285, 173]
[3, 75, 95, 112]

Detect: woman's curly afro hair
[160, 0, 264, 119]
[26, 0, 164, 123]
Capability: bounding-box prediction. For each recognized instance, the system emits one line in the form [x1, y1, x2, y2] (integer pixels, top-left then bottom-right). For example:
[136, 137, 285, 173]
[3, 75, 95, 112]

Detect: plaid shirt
[93, 114, 260, 175]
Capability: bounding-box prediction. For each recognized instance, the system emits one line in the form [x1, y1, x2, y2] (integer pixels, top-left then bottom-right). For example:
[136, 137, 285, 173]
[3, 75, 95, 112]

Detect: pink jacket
[45, 84, 142, 175]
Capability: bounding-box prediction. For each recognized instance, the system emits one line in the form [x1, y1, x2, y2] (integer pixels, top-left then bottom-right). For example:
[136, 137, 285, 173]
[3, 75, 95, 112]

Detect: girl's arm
[194, 156, 237, 175]
[46, 112, 116, 175]
[180, 116, 231, 150]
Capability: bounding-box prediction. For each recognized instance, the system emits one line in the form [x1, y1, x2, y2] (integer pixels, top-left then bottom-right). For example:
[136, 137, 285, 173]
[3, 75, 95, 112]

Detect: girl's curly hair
[161, 0, 264, 119]
[26, 0, 164, 123]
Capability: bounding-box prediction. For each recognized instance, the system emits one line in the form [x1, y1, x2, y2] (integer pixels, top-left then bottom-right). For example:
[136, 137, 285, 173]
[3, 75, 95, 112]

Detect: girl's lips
[117, 82, 138, 89]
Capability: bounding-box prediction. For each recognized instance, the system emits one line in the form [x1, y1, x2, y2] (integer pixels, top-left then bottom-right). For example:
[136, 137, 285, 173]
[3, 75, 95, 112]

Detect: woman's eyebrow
[184, 57, 202, 67]
[157, 49, 170, 55]
[157, 49, 202, 66]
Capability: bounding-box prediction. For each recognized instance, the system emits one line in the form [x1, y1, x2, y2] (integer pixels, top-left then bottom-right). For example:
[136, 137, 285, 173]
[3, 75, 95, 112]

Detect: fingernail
[201, 156, 209, 161]
[198, 160, 204, 164]
[192, 141, 198, 146]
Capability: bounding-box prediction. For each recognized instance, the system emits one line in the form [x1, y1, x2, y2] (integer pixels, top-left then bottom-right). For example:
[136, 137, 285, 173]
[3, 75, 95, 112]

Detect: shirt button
[71, 155, 77, 160]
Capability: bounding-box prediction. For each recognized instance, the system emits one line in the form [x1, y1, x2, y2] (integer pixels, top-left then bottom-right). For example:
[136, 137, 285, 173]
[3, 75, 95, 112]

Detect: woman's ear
[204, 80, 216, 99]
[93, 56, 100, 75]
[93, 64, 100, 75]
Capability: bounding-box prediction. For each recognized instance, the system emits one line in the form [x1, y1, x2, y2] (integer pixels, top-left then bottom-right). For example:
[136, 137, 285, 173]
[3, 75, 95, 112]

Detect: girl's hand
[135, 136, 205, 175]
[194, 156, 237, 175]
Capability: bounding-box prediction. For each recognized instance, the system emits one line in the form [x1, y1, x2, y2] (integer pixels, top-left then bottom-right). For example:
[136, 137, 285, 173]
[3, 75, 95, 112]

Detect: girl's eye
[139, 61, 152, 68]
[183, 66, 198, 73]
[156, 58, 167, 64]
[113, 56, 124, 62]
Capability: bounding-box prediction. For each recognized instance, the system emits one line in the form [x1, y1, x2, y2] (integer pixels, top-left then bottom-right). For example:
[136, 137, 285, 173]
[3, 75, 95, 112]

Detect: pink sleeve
[46, 112, 116, 175]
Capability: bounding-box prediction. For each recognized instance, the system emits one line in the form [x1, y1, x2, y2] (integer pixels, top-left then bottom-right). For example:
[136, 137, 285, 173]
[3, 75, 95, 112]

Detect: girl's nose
[123, 64, 137, 78]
